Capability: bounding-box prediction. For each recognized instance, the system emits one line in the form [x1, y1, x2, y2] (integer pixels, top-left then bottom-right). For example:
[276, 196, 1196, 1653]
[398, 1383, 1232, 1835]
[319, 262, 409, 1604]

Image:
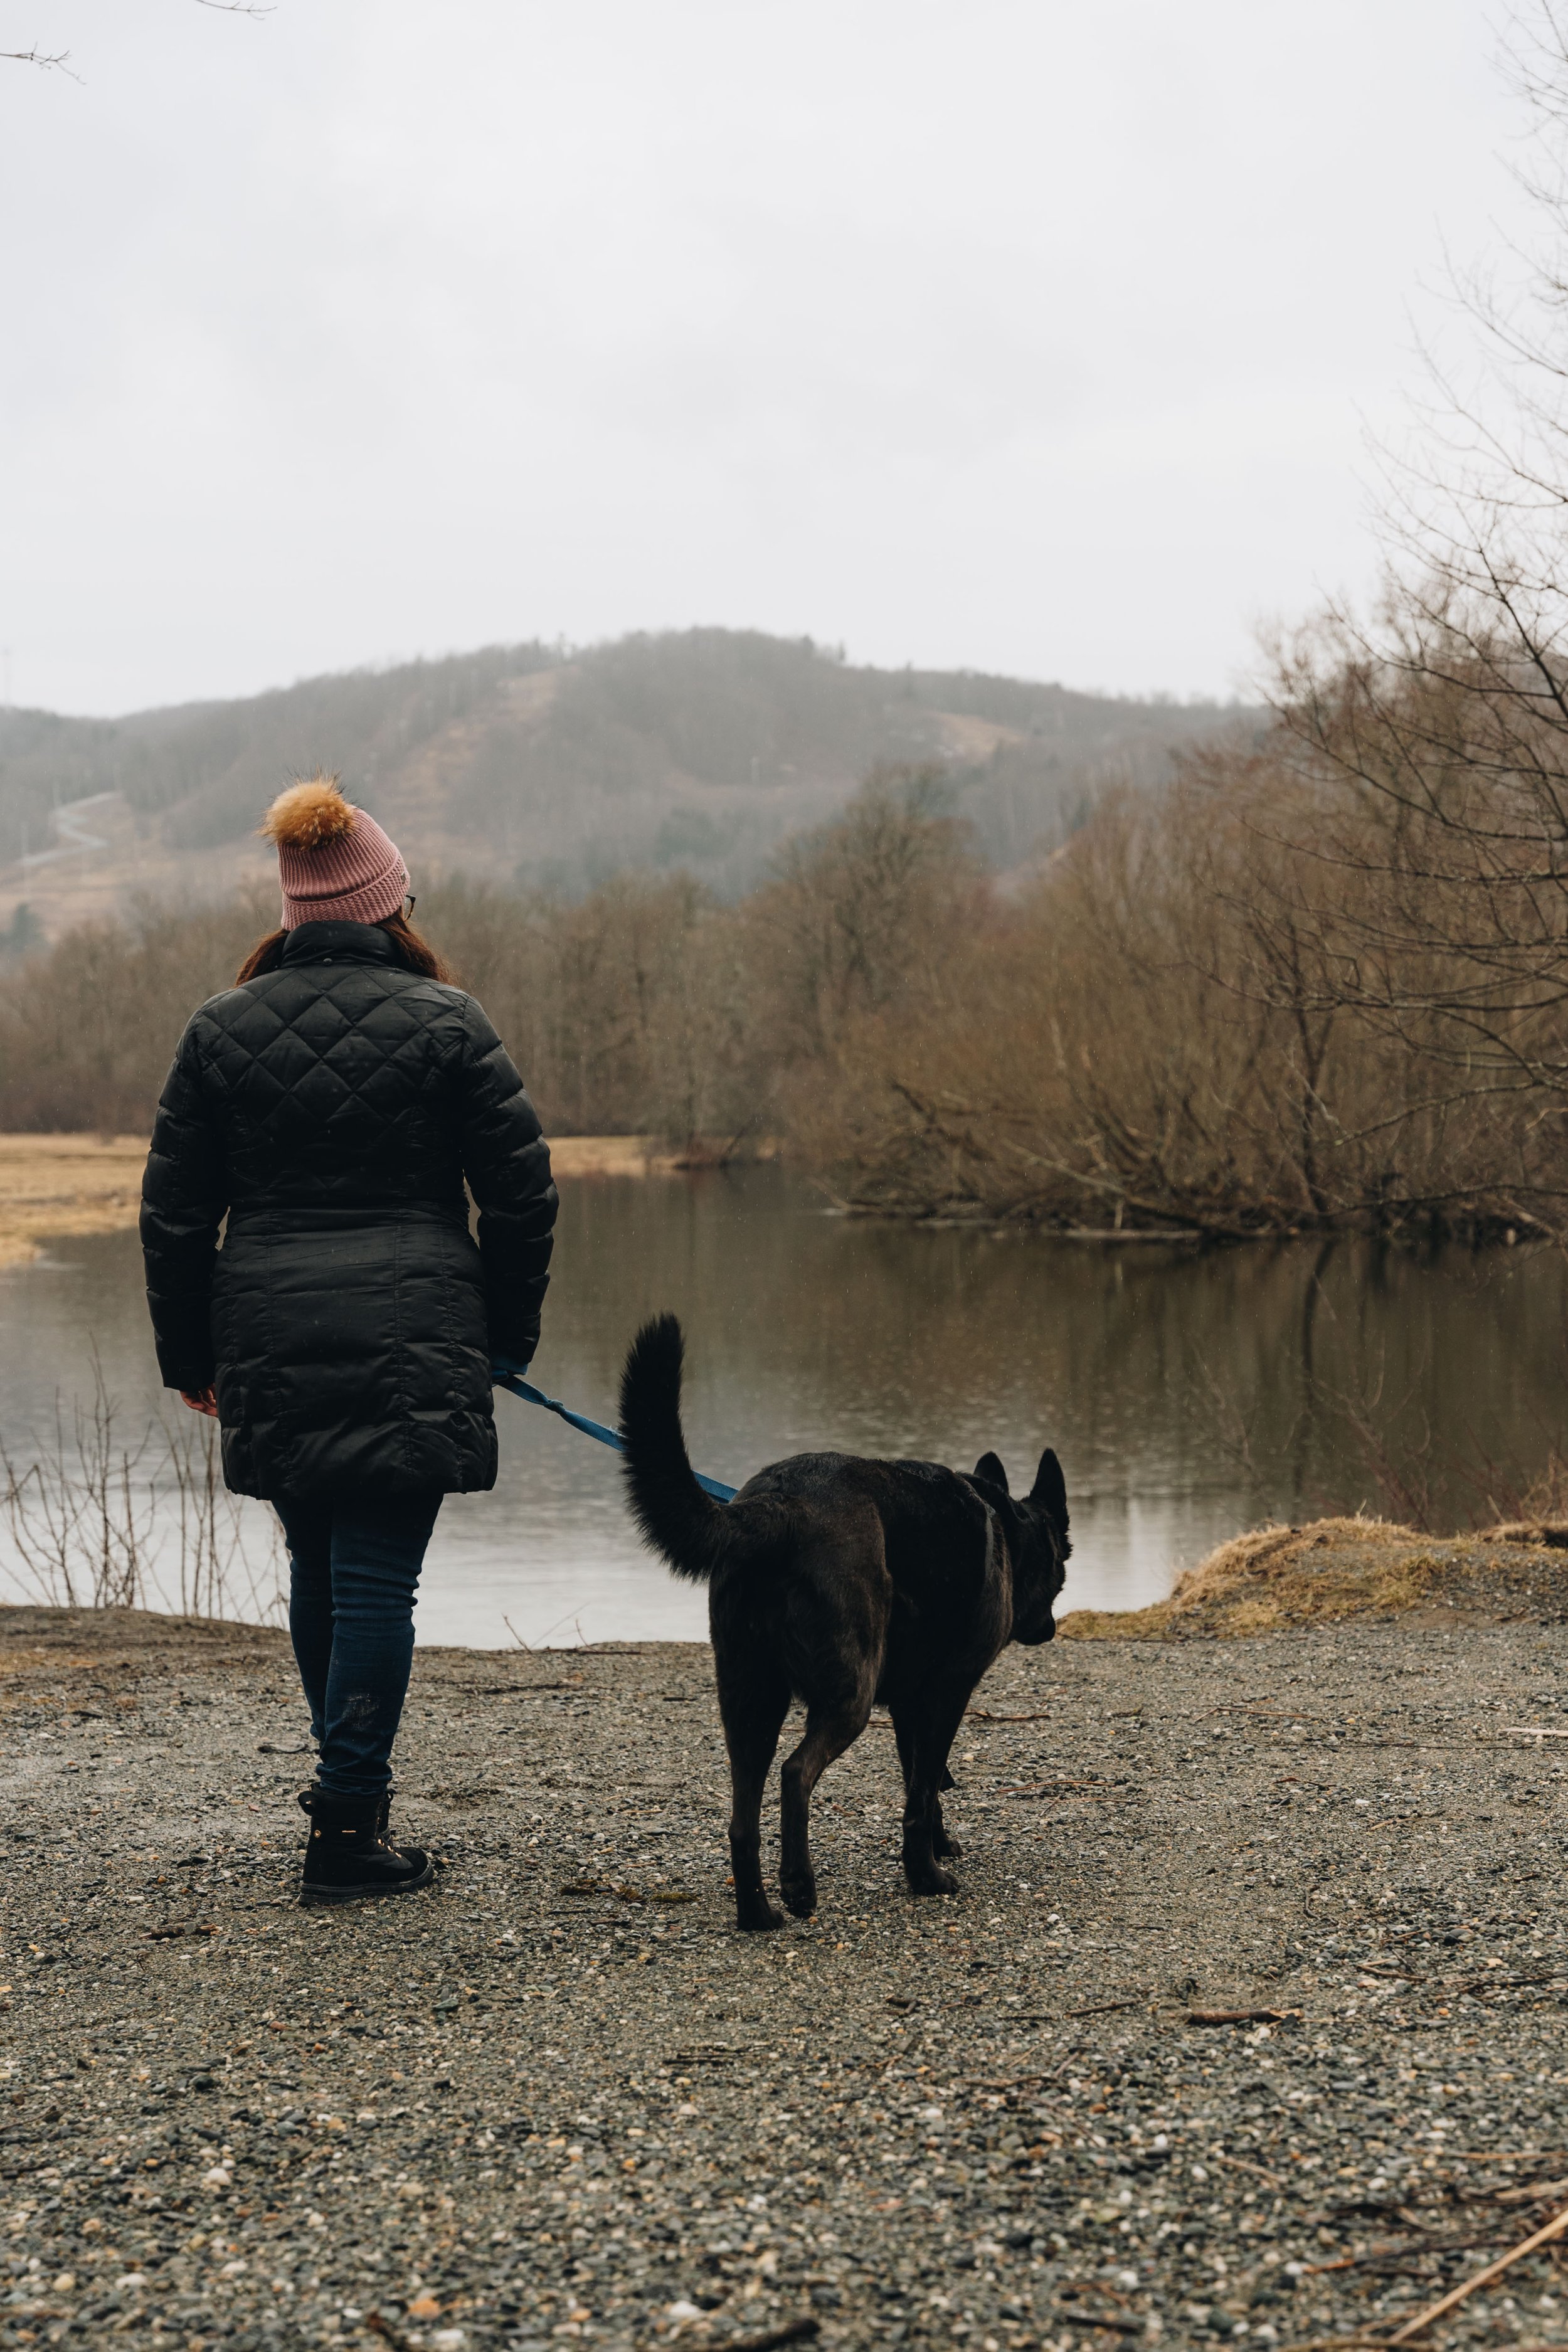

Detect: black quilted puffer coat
[140, 921, 558, 1500]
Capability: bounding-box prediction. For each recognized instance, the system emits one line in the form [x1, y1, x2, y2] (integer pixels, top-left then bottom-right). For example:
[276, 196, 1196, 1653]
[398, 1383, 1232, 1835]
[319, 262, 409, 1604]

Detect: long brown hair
[235, 911, 457, 986]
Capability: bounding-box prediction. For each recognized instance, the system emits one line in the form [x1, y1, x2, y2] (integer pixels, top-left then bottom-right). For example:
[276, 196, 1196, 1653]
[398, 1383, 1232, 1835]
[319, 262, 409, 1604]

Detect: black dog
[618, 1315, 1071, 1932]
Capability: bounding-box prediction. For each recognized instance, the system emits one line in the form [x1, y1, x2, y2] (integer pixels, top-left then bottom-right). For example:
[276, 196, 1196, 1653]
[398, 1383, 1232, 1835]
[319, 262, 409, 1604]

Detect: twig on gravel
[1277, 2338, 1396, 2350]
[1443, 1968, 1564, 1999]
[702, 2320, 819, 2352]
[453, 1680, 580, 1695]
[1065, 1994, 1150, 2018]
[1384, 2199, 1568, 2340]
[1054, 2286, 1145, 2334]
[363, 2315, 415, 2352]
[557, 1878, 697, 1905]
[965, 1708, 1061, 1723]
[998, 1778, 1126, 1798]
[1187, 2006, 1287, 2025]
[1303, 2227, 1514, 2275]
[1214, 2149, 1285, 2188]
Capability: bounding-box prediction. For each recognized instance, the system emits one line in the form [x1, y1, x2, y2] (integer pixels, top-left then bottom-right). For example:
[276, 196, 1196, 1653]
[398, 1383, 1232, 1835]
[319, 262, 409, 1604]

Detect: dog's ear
[973, 1451, 1009, 1493]
[1030, 1446, 1069, 1533]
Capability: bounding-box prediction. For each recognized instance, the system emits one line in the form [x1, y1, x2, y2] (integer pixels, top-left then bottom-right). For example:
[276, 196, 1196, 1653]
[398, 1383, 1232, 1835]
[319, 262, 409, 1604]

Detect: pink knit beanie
[260, 775, 410, 930]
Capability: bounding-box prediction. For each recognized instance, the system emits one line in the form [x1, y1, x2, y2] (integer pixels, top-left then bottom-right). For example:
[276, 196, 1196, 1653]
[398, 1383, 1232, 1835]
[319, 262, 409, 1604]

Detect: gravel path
[3, 1604, 1568, 2352]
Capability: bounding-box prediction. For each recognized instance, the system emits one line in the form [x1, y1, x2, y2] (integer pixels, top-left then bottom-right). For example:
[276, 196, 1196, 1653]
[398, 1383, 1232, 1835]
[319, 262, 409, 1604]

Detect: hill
[0, 629, 1257, 936]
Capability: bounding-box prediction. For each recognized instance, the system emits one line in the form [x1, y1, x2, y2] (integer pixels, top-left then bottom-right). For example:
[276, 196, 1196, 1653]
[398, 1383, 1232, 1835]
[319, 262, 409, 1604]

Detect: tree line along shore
[1, 662, 1567, 1253]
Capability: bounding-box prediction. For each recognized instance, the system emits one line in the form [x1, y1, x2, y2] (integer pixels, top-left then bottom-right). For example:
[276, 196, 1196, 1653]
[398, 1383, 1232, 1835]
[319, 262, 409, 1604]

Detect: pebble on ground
[3, 1602, 1568, 2352]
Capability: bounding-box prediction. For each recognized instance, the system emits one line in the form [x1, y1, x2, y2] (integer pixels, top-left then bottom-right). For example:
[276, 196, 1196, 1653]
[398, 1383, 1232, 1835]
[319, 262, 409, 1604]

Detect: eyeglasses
[402, 893, 417, 919]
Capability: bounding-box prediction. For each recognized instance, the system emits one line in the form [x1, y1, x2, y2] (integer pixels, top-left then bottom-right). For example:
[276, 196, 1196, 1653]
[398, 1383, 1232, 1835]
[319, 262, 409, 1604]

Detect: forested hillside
[0, 630, 1253, 934]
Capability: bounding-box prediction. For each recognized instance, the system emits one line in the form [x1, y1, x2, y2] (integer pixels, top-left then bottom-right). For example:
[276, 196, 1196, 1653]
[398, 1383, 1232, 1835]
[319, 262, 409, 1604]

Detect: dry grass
[549, 1135, 776, 1177]
[0, 1133, 752, 1274]
[1059, 1513, 1568, 1640]
[0, 1133, 149, 1268]
[548, 1135, 672, 1178]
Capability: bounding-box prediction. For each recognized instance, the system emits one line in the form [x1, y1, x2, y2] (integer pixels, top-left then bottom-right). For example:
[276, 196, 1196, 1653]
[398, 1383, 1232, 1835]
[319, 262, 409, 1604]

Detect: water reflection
[2, 1165, 1564, 1646]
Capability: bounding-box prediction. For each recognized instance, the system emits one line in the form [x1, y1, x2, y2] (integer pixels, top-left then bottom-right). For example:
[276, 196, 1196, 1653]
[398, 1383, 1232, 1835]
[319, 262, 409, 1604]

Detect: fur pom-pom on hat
[262, 775, 358, 852]
[262, 770, 410, 931]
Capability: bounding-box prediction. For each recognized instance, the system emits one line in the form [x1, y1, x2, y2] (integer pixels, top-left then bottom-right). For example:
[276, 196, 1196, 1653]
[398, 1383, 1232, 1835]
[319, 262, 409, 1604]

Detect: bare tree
[748, 765, 978, 1065]
[1255, 0, 1568, 1176]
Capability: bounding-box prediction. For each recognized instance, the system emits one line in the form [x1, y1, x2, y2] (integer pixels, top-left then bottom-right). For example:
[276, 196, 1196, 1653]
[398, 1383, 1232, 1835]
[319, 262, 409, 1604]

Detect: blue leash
[494, 1369, 738, 1503]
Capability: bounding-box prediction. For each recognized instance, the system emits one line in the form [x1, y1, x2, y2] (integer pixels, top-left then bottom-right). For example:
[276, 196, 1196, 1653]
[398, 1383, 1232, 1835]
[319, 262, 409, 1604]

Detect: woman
[140, 775, 557, 1905]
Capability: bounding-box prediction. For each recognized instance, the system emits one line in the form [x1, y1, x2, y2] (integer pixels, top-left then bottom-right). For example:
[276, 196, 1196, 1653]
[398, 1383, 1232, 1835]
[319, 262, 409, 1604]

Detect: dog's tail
[619, 1314, 734, 1583]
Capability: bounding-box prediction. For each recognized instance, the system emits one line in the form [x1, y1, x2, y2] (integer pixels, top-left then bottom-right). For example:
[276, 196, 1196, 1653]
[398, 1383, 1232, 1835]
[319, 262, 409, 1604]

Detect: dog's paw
[737, 1900, 785, 1933]
[780, 1875, 818, 1920]
[932, 1830, 963, 1860]
[907, 1865, 959, 1898]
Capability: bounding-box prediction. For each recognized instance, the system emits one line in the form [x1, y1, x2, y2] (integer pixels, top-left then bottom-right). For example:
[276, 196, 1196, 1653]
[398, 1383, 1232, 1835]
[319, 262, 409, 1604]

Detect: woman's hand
[181, 1387, 219, 1419]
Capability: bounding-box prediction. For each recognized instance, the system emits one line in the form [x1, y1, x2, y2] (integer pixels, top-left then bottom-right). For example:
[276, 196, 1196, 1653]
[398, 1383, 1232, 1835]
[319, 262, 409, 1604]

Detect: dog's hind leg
[931, 1796, 963, 1862]
[889, 1703, 963, 1863]
[932, 1747, 963, 1859]
[716, 1661, 790, 1934]
[892, 1710, 915, 1794]
[778, 1697, 871, 1919]
[894, 1684, 973, 1897]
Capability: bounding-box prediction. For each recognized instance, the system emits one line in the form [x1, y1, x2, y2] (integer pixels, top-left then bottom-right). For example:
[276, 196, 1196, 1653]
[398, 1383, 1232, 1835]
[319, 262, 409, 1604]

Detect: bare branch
[2, 46, 79, 77]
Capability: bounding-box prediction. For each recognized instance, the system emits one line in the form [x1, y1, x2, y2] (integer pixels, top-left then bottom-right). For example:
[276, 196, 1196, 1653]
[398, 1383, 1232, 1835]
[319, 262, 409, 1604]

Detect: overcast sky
[0, 0, 1530, 714]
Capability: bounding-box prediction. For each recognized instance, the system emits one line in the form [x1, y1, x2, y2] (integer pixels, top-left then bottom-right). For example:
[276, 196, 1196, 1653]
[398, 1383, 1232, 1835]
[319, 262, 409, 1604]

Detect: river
[1, 1164, 1562, 1645]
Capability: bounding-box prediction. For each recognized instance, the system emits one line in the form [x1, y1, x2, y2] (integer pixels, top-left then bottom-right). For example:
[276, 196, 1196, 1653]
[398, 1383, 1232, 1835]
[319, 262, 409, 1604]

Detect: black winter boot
[298, 1786, 435, 1905]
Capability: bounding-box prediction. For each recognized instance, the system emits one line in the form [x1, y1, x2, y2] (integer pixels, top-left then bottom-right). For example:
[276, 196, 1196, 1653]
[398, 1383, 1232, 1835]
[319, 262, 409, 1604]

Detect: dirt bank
[3, 1601, 1567, 2351]
[1059, 1517, 1568, 1643]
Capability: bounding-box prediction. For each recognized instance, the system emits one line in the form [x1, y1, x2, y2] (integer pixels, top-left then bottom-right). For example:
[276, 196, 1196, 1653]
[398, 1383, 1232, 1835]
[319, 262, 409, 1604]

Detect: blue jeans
[276, 1491, 443, 1798]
